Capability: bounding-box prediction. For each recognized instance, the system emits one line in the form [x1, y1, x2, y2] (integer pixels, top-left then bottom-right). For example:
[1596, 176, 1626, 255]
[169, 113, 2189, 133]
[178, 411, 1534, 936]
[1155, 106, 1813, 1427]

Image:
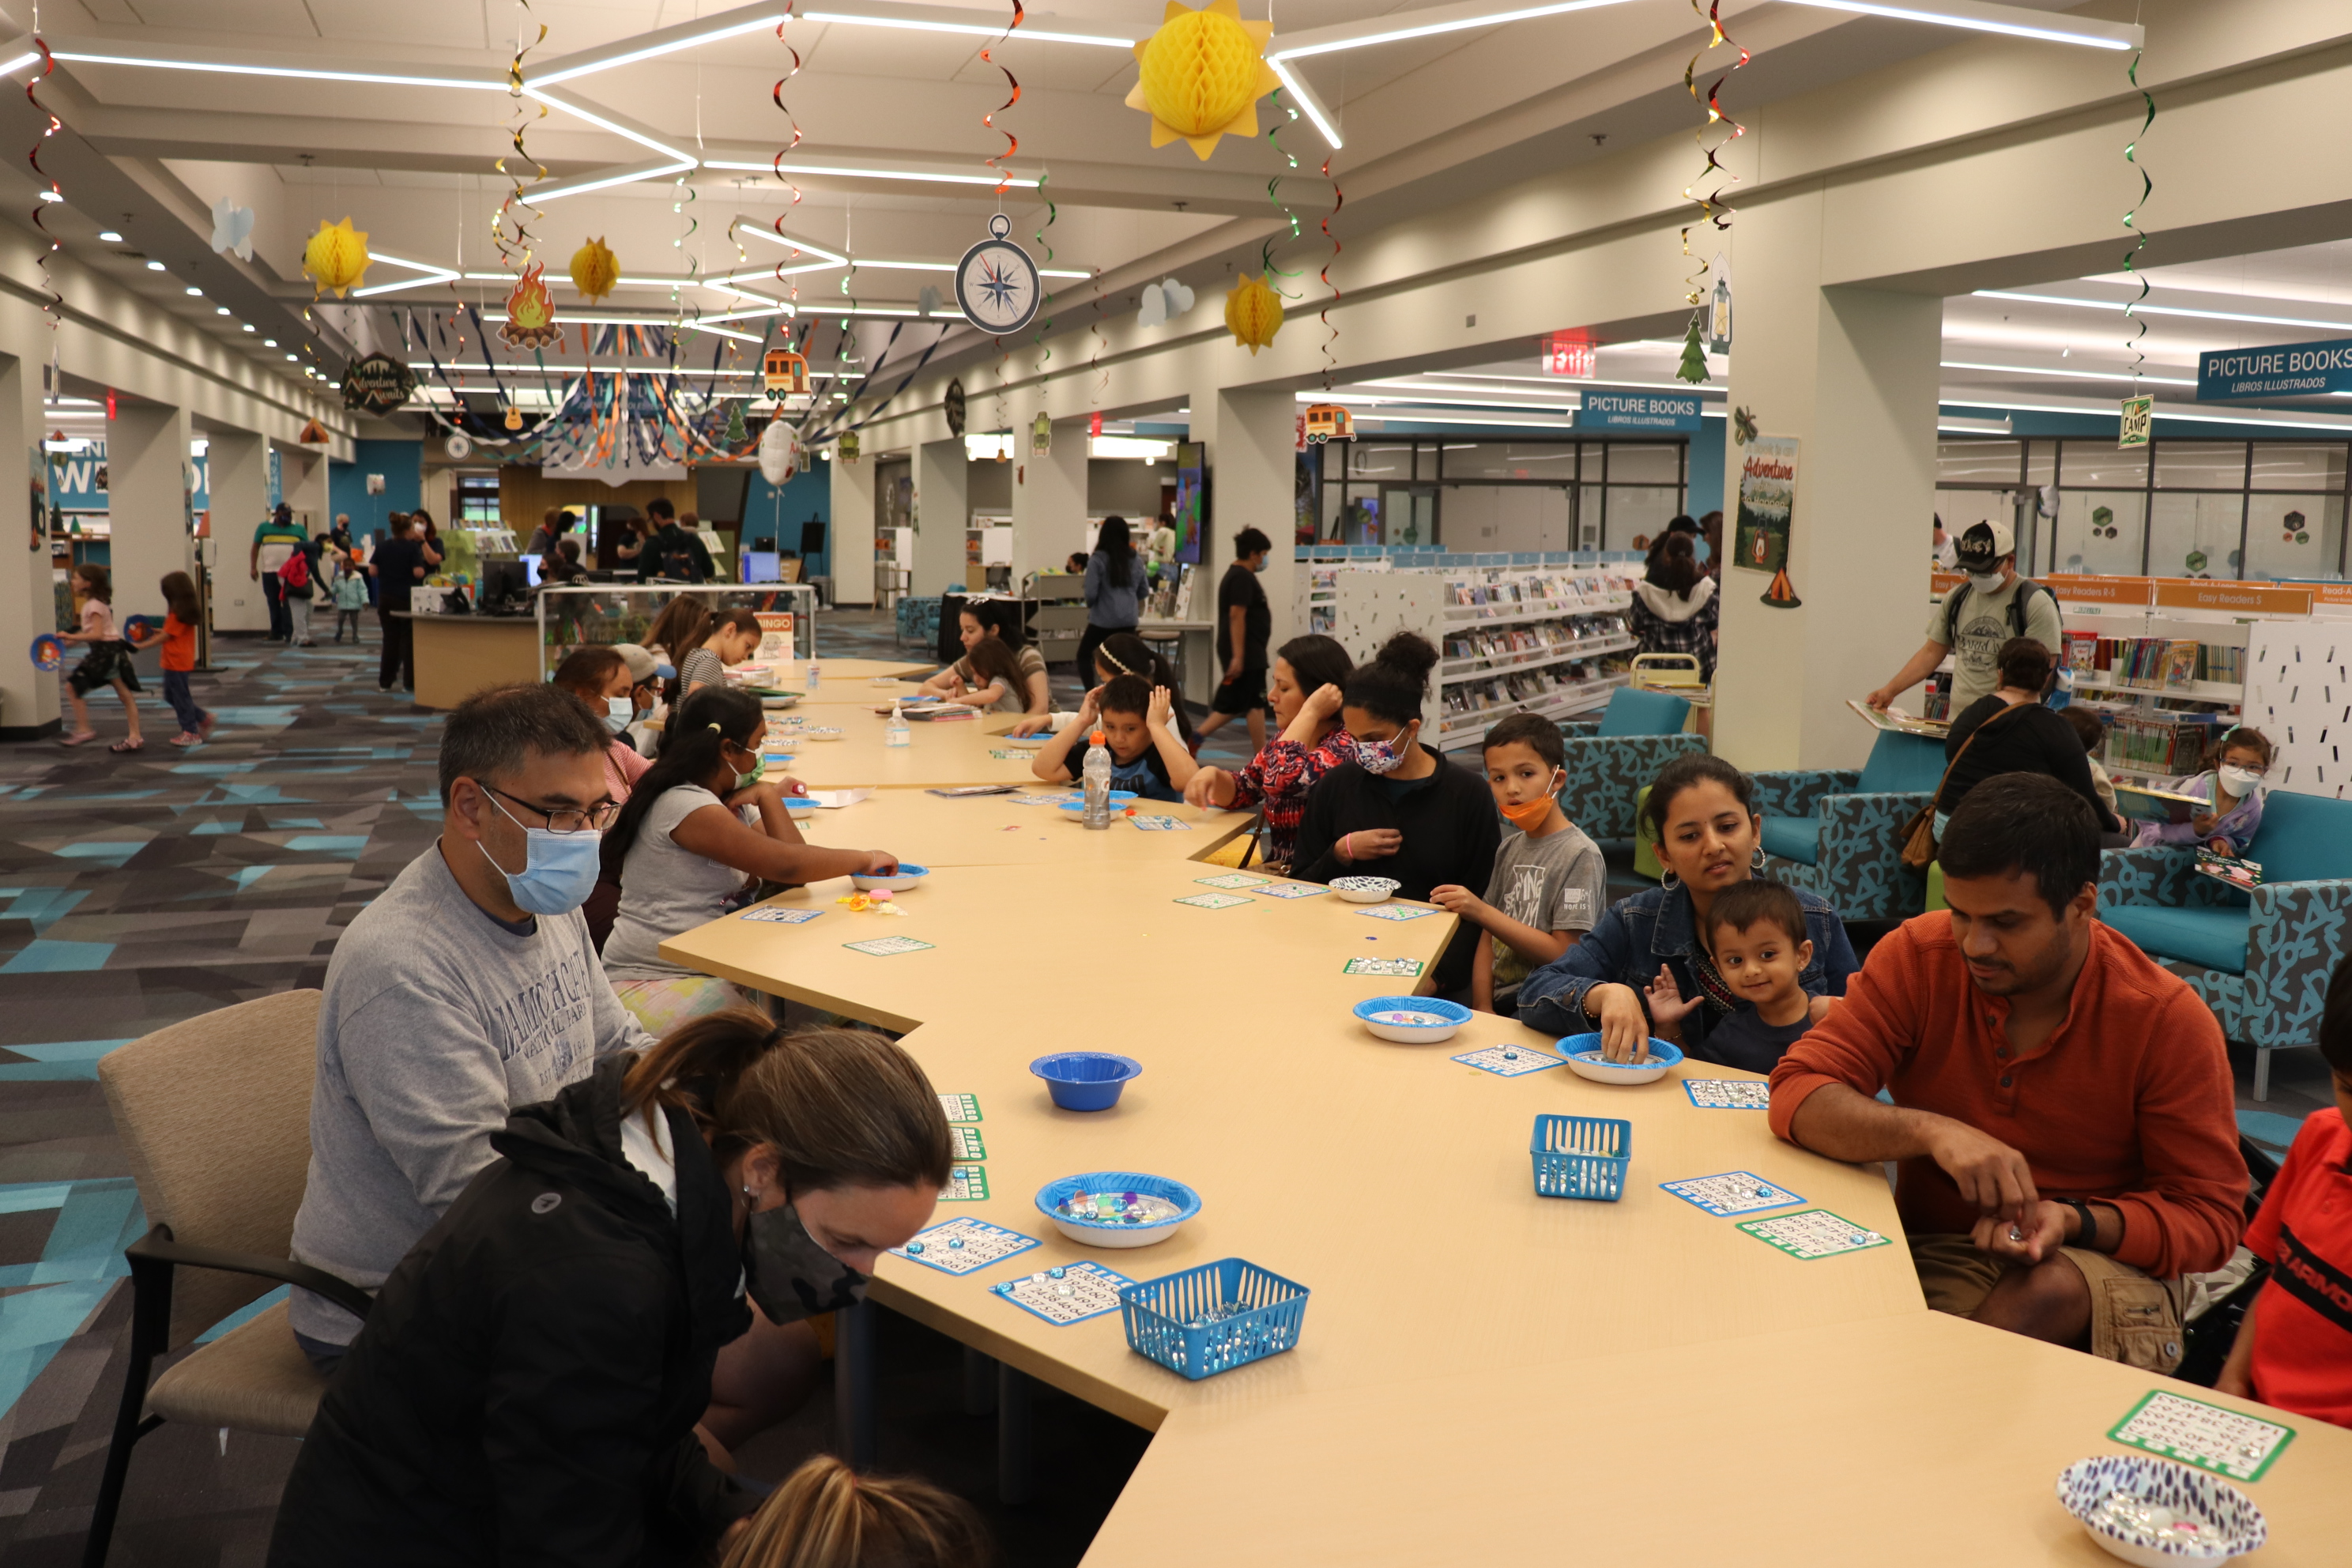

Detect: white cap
[1953, 518, 2014, 572]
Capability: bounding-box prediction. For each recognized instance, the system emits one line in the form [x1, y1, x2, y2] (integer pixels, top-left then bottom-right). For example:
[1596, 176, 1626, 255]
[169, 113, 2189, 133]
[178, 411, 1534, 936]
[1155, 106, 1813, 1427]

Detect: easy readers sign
[2197, 337, 2352, 401]
[1578, 392, 1700, 432]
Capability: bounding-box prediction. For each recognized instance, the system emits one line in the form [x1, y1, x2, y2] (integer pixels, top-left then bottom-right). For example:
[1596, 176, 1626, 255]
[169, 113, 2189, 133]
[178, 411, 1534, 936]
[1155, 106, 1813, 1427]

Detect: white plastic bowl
[1556, 1032, 1684, 1087]
[1330, 876, 1400, 904]
[850, 865, 929, 891]
[1352, 996, 1472, 1043]
[800, 726, 844, 742]
[2056, 1456, 2264, 1566]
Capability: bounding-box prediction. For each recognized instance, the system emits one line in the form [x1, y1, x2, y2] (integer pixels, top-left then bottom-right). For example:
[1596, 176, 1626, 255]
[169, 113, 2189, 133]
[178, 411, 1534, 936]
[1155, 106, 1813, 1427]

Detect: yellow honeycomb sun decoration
[568, 236, 620, 303]
[1224, 272, 1284, 354]
[1124, 0, 1280, 162]
[301, 217, 371, 298]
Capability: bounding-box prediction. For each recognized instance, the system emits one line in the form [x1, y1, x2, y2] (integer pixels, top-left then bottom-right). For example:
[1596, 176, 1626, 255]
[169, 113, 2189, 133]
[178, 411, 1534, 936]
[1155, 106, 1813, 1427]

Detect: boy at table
[2217, 956, 2352, 1427]
[1766, 774, 2245, 1370]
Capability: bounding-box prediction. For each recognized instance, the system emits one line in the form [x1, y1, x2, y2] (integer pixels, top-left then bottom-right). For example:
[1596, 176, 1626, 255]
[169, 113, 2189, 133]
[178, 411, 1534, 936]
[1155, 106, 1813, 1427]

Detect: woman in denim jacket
[1518, 755, 1859, 1065]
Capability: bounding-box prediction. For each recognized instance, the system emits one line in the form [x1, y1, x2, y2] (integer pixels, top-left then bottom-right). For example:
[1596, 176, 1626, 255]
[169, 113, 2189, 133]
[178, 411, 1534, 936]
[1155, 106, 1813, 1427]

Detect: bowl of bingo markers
[1329, 875, 1401, 904]
[782, 794, 818, 819]
[1035, 1170, 1200, 1249]
[1557, 1032, 1684, 1087]
[1353, 995, 1472, 1043]
[799, 726, 844, 742]
[849, 864, 928, 892]
[1030, 1051, 1142, 1112]
[2056, 1455, 2265, 1566]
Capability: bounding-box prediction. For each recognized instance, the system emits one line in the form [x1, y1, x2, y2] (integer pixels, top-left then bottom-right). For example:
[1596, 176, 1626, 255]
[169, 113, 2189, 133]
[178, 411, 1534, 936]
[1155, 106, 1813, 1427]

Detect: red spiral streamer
[982, 2, 1024, 194]
[1319, 157, 1343, 392]
[25, 39, 62, 328]
[2121, 48, 2156, 387]
[1678, 0, 1747, 311]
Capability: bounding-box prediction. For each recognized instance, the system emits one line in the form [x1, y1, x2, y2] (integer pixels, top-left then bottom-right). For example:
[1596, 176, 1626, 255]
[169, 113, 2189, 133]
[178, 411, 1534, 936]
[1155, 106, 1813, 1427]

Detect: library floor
[0, 614, 2332, 1565]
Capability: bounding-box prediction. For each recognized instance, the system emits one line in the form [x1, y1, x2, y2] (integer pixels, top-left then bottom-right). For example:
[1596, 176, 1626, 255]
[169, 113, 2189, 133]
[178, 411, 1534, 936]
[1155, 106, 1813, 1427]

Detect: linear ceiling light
[533, 159, 699, 202]
[1973, 290, 2352, 334]
[1270, 0, 1638, 62]
[730, 226, 853, 268]
[798, 9, 1133, 47]
[47, 49, 500, 89]
[520, 88, 696, 164]
[1777, 0, 2138, 50]
[1267, 58, 1342, 150]
[530, 9, 791, 86]
[848, 257, 1092, 279]
[1940, 396, 2352, 433]
[704, 157, 1041, 188]
[1940, 359, 2198, 387]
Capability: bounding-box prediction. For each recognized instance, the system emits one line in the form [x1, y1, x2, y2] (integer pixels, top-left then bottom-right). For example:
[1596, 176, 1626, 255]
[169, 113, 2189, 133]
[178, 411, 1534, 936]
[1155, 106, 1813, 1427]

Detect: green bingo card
[2108, 1391, 2295, 1483]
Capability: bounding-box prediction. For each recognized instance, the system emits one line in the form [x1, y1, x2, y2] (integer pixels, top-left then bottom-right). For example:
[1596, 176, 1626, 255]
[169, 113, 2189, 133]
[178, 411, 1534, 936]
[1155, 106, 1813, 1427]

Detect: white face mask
[1966, 570, 2004, 591]
[603, 695, 633, 734]
[2218, 765, 2264, 797]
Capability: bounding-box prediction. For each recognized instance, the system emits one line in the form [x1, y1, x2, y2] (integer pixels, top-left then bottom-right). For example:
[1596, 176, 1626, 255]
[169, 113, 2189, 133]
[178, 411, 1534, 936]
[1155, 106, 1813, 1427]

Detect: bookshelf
[2059, 610, 2249, 784]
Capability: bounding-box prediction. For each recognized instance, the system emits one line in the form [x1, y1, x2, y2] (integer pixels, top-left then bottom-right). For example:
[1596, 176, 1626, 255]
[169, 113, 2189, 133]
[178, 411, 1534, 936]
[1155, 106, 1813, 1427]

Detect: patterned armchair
[1557, 687, 1706, 842]
[2099, 790, 2352, 1101]
[1751, 730, 1947, 923]
[895, 595, 943, 652]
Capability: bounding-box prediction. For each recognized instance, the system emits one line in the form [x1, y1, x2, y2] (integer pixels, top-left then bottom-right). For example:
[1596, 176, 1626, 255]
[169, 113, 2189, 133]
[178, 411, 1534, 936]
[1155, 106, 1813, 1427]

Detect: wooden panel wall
[496, 468, 696, 537]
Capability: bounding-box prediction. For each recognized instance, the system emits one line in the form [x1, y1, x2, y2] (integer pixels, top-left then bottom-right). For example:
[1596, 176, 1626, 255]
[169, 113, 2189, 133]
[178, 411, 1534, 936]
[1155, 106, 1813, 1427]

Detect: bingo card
[1129, 816, 1191, 831]
[1660, 1171, 1805, 1216]
[1683, 1079, 1771, 1110]
[1174, 892, 1251, 910]
[1196, 873, 1268, 889]
[939, 1165, 989, 1202]
[938, 1093, 982, 1123]
[1736, 1209, 1892, 1260]
[843, 936, 933, 956]
[740, 906, 823, 925]
[890, 1217, 1040, 1276]
[1452, 1044, 1566, 1078]
[1344, 956, 1424, 978]
[950, 1125, 986, 1160]
[2109, 1391, 2295, 1483]
[1358, 904, 1434, 922]
[993, 1261, 1136, 1326]
[1256, 882, 1328, 899]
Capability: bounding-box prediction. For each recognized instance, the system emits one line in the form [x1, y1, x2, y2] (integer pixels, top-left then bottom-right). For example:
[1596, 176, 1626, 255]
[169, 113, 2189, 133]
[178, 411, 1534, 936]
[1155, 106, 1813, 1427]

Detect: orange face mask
[1497, 771, 1562, 831]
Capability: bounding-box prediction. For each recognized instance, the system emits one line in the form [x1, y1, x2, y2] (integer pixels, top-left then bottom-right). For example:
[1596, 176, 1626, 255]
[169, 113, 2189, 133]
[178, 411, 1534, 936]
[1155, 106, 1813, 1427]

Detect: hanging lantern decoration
[839, 432, 861, 466]
[1125, 0, 1279, 161]
[724, 399, 749, 445]
[568, 236, 620, 303]
[1224, 272, 1283, 354]
[758, 416, 803, 484]
[500, 263, 563, 350]
[1302, 403, 1353, 443]
[763, 347, 809, 396]
[301, 217, 372, 298]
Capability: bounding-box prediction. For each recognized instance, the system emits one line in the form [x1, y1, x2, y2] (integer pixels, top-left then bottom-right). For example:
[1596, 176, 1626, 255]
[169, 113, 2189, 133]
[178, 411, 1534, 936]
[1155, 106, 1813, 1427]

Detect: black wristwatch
[2060, 1198, 2102, 1251]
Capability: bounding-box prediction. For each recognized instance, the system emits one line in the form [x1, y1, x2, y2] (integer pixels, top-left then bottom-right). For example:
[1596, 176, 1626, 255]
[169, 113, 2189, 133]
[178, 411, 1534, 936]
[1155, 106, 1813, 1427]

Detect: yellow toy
[1224, 273, 1284, 354]
[302, 217, 371, 297]
[1124, 0, 1279, 161]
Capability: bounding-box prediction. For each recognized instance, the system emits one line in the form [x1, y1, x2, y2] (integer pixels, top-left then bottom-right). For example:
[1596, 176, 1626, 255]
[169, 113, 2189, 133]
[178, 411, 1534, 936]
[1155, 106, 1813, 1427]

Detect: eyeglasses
[479, 782, 618, 835]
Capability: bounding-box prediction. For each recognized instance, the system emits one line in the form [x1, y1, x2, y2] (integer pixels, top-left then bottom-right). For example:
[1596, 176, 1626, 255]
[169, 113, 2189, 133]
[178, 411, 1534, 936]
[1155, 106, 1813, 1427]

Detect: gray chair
[84, 989, 371, 1567]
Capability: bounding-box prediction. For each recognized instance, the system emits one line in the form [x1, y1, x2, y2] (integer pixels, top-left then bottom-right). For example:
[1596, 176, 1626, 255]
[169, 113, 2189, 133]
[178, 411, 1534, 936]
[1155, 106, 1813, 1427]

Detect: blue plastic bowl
[1035, 1170, 1201, 1248]
[1351, 995, 1472, 1042]
[1554, 1031, 1685, 1085]
[1030, 1051, 1142, 1111]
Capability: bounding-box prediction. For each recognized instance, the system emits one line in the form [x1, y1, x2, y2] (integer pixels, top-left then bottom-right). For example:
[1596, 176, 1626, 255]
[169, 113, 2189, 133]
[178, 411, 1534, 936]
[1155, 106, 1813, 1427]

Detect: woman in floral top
[1184, 634, 1355, 871]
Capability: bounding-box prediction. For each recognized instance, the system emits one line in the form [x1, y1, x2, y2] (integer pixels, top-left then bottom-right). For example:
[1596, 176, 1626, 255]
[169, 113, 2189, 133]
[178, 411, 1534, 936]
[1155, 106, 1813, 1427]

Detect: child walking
[59, 564, 145, 752]
[2132, 726, 2272, 856]
[1430, 713, 1607, 1016]
[330, 550, 369, 643]
[127, 571, 214, 748]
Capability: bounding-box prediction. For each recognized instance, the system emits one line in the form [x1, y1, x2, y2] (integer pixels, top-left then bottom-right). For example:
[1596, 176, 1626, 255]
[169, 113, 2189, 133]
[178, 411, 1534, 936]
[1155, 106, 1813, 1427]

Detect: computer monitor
[481, 558, 530, 608]
[519, 552, 544, 587]
[743, 549, 780, 583]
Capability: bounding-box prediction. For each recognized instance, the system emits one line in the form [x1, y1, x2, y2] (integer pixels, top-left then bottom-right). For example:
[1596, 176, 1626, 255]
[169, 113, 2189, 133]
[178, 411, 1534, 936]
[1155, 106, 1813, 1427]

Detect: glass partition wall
[1304, 437, 1689, 552]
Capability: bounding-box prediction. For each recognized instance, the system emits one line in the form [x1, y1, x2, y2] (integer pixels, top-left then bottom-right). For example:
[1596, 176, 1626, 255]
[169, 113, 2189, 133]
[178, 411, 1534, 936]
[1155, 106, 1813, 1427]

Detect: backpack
[1942, 574, 2054, 645]
[278, 548, 311, 591]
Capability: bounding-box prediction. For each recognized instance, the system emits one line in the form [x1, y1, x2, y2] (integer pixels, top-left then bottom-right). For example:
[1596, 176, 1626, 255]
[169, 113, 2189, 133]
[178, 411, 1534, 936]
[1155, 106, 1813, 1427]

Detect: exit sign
[1544, 331, 1595, 379]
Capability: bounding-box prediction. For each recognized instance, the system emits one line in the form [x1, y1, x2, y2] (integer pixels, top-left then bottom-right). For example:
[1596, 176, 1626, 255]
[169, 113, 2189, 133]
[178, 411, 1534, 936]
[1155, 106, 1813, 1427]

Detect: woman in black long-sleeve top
[1291, 631, 1501, 998]
[1933, 635, 2120, 838]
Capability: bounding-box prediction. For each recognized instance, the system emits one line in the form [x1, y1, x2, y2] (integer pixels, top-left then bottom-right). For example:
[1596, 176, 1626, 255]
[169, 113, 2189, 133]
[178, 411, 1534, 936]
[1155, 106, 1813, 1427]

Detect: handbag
[1898, 701, 2031, 870]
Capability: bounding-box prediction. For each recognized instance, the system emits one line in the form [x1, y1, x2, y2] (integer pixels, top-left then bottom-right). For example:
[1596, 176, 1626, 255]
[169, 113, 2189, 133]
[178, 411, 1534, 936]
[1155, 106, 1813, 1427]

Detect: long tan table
[790, 786, 1254, 869]
[658, 810, 2352, 1563]
[763, 704, 1073, 791]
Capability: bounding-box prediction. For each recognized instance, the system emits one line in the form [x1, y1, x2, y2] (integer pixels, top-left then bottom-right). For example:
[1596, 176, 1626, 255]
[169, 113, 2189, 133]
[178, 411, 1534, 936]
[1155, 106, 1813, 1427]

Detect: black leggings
[1073, 620, 1135, 688]
[378, 609, 414, 691]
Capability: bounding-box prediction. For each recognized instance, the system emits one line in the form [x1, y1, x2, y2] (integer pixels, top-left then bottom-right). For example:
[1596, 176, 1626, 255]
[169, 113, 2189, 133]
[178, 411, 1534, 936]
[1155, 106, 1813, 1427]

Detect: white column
[105, 401, 194, 624]
[1011, 420, 1088, 587]
[282, 445, 328, 531]
[827, 454, 879, 607]
[911, 438, 968, 599]
[0, 356, 58, 737]
[1713, 189, 1940, 772]
[205, 430, 270, 633]
[1197, 387, 1298, 703]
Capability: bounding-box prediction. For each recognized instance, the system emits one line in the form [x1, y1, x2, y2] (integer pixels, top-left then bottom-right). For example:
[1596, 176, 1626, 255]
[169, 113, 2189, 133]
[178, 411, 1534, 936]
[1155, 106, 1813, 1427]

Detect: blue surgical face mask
[1251, 556, 1268, 574]
[603, 696, 632, 734]
[477, 792, 602, 917]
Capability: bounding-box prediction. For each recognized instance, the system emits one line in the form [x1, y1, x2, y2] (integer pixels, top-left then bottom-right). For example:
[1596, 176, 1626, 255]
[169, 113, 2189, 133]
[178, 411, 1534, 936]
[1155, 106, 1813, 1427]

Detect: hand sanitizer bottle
[886, 700, 910, 748]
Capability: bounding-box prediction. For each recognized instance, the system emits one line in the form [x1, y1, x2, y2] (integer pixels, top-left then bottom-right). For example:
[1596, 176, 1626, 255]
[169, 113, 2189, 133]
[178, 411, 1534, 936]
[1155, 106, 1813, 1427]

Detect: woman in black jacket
[1933, 635, 2122, 842]
[269, 1016, 953, 1568]
[1290, 630, 1502, 998]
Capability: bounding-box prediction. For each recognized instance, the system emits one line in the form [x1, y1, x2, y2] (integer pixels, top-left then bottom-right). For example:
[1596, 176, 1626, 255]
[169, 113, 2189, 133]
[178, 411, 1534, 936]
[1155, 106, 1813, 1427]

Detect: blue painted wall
[1687, 414, 1726, 518]
[328, 439, 422, 541]
[741, 467, 831, 581]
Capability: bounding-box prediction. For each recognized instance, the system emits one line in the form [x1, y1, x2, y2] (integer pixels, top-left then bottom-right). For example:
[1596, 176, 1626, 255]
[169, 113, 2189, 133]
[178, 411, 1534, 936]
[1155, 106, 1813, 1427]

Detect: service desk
[400, 612, 542, 710]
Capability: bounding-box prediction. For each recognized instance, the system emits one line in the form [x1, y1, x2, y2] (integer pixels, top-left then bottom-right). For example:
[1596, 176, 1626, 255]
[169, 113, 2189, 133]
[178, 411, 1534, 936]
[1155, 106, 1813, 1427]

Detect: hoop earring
[1659, 867, 1681, 890]
[1752, 846, 1770, 871]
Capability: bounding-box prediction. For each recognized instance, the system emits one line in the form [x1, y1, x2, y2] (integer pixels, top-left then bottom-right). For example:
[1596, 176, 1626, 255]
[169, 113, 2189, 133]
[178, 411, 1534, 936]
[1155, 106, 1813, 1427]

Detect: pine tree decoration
[1675, 313, 1709, 386]
[724, 398, 748, 446]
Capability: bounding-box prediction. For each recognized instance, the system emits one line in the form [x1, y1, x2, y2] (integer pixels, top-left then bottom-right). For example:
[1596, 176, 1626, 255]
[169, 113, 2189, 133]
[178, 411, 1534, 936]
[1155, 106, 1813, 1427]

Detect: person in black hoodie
[269, 1014, 954, 1568]
[1290, 630, 1502, 998]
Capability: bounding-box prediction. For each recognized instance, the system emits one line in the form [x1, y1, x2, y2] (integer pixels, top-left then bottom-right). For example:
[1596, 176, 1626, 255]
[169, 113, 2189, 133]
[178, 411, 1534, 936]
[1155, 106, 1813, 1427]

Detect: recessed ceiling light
[145, 260, 166, 271]
[185, 286, 202, 296]
[215, 306, 230, 316]
[285, 353, 299, 361]
[242, 323, 254, 333]
[98, 230, 122, 242]
[37, 190, 62, 204]
[263, 338, 277, 346]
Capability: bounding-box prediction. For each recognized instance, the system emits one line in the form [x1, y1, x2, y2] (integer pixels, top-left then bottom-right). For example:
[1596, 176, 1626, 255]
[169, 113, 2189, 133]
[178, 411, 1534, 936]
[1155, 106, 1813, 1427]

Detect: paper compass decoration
[1135, 277, 1196, 329]
[1223, 273, 1284, 354]
[1125, 0, 1279, 161]
[209, 198, 254, 262]
[568, 236, 620, 303]
[302, 217, 371, 298]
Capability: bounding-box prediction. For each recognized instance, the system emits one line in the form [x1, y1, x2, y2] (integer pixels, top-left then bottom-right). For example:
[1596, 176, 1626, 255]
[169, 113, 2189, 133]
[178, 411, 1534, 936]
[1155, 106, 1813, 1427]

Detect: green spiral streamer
[1031, 168, 1056, 375]
[1261, 91, 1306, 299]
[2121, 48, 2156, 389]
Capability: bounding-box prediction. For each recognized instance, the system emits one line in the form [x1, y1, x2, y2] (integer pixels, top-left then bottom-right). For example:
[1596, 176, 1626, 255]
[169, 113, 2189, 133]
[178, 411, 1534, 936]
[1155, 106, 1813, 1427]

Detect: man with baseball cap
[1868, 518, 2063, 716]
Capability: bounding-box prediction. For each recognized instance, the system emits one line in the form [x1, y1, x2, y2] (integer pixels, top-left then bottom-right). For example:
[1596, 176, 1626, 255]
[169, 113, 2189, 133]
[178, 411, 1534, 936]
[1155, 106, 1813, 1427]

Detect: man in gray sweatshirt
[289, 682, 654, 1361]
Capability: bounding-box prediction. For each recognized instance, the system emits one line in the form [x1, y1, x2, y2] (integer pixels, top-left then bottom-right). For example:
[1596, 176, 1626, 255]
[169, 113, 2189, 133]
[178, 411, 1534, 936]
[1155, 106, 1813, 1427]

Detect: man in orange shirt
[1769, 774, 2245, 1370]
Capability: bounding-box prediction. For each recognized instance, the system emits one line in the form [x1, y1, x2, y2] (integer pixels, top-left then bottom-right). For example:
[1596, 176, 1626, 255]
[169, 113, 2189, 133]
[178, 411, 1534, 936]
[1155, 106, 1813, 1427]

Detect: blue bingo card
[993, 1261, 1136, 1325]
[741, 906, 823, 924]
[1660, 1171, 1805, 1216]
[890, 1217, 1040, 1276]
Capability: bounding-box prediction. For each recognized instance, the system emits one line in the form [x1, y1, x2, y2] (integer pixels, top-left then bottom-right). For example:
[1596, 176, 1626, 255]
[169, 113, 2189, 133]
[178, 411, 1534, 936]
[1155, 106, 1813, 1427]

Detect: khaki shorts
[1909, 1234, 2188, 1373]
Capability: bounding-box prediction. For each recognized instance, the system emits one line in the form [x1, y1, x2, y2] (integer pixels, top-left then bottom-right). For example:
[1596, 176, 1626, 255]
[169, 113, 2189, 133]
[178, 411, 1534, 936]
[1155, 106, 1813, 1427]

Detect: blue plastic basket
[1530, 1114, 1630, 1200]
[1119, 1257, 1310, 1381]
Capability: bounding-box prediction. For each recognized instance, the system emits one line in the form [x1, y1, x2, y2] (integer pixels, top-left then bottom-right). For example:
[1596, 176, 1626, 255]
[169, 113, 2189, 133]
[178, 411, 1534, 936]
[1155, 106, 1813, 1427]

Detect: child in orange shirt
[2216, 956, 2352, 1429]
[127, 571, 214, 748]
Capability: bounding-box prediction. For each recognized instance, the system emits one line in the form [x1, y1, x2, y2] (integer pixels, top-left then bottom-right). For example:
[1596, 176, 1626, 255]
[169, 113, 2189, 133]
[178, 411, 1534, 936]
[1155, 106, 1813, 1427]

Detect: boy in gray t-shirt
[1431, 714, 1609, 1013]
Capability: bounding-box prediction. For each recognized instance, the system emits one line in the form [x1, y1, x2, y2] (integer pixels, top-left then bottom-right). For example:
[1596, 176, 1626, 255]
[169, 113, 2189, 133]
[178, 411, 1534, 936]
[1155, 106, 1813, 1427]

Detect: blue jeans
[160, 670, 207, 735]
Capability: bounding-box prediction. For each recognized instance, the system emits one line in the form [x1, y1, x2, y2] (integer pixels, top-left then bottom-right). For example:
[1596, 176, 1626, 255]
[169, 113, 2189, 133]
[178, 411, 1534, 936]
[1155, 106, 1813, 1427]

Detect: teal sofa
[1556, 686, 1706, 842]
[2099, 788, 2352, 1100]
[1751, 730, 1947, 922]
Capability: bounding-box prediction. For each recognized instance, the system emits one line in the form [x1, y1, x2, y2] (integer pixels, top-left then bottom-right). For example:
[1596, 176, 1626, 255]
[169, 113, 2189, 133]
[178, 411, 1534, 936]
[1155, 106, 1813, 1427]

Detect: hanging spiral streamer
[1319, 156, 1343, 391]
[1677, 0, 1747, 324]
[672, 171, 701, 338]
[982, 2, 1026, 193]
[1261, 91, 1306, 300]
[772, 10, 807, 311]
[492, 2, 550, 271]
[2120, 45, 2156, 389]
[25, 39, 62, 330]
[1031, 169, 1056, 378]
[1090, 267, 1107, 404]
